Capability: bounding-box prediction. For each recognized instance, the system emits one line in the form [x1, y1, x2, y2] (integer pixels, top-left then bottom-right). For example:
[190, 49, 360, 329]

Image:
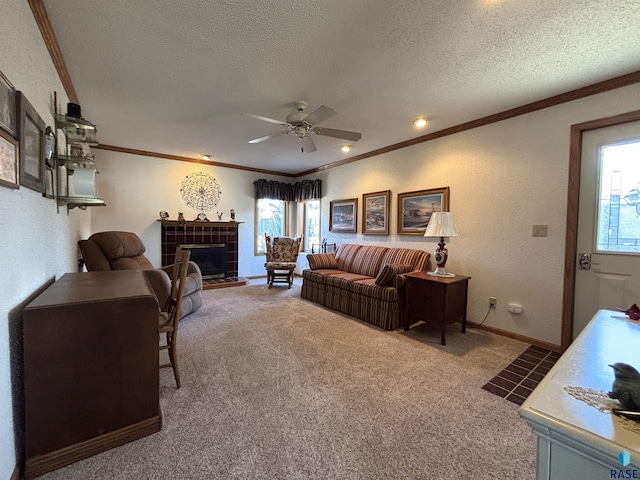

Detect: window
[303, 199, 320, 251]
[255, 198, 286, 254]
[596, 139, 640, 254]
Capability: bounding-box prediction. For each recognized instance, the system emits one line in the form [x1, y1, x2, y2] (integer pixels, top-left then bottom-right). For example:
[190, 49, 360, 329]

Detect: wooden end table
[404, 271, 471, 345]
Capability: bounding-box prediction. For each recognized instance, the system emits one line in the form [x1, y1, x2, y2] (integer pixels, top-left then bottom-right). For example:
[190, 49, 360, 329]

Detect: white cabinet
[519, 310, 640, 479]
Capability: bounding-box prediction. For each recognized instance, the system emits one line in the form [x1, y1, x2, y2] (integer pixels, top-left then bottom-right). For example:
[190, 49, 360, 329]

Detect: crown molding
[93, 144, 297, 178]
[28, 0, 78, 104]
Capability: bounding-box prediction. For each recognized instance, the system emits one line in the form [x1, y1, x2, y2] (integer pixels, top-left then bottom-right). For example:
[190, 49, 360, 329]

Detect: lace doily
[564, 385, 640, 434]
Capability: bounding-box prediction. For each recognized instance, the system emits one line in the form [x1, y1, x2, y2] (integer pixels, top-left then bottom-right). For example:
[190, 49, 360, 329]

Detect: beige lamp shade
[424, 212, 458, 237]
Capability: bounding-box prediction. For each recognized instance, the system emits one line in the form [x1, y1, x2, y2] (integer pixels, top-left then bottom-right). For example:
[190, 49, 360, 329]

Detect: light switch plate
[532, 224, 548, 237]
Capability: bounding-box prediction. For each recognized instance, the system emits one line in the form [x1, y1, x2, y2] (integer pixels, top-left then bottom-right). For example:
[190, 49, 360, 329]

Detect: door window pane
[596, 140, 640, 253]
[256, 199, 286, 254]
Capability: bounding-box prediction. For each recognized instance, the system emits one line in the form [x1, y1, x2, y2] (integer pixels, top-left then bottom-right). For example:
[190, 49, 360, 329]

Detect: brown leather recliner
[78, 231, 203, 319]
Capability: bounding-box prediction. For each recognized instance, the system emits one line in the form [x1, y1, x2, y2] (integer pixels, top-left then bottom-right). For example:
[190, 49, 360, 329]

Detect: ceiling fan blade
[248, 132, 287, 144]
[314, 127, 362, 142]
[247, 114, 289, 126]
[303, 105, 337, 126]
[301, 136, 317, 153]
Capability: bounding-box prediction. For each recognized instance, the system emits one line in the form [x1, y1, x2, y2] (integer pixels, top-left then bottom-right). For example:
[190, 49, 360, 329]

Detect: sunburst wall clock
[180, 172, 222, 220]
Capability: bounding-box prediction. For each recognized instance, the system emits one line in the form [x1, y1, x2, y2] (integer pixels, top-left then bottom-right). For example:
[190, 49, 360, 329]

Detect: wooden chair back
[159, 248, 191, 387]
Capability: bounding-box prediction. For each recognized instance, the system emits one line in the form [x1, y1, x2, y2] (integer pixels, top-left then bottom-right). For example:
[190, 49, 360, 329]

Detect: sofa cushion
[307, 253, 338, 270]
[111, 256, 156, 270]
[303, 268, 346, 284]
[265, 261, 297, 269]
[326, 272, 373, 288]
[335, 244, 363, 271]
[351, 278, 399, 302]
[375, 263, 414, 286]
[89, 231, 155, 270]
[78, 239, 111, 271]
[348, 245, 389, 277]
[379, 248, 429, 274]
[90, 231, 146, 259]
[182, 275, 200, 296]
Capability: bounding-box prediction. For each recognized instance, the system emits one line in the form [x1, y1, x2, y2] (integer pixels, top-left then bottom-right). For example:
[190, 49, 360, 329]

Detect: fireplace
[180, 244, 227, 279]
[160, 220, 241, 281]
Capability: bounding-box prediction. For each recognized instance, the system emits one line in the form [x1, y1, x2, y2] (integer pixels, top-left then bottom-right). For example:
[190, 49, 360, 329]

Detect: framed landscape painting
[17, 92, 45, 192]
[362, 190, 390, 235]
[397, 187, 450, 235]
[330, 198, 358, 233]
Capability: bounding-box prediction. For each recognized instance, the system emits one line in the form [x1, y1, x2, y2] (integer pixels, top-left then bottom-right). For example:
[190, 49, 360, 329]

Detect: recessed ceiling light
[341, 145, 352, 152]
[201, 154, 213, 161]
[413, 117, 429, 128]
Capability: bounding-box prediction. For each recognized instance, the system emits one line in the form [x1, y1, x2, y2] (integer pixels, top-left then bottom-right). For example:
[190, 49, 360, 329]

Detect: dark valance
[254, 179, 322, 201]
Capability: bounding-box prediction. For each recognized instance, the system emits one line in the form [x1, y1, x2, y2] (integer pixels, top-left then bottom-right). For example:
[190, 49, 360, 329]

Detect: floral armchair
[264, 235, 303, 288]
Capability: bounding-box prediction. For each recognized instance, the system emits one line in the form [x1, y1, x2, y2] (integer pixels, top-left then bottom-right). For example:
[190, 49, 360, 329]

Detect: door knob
[578, 253, 591, 270]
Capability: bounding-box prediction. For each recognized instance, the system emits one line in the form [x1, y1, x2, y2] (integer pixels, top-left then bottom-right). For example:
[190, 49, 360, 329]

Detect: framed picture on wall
[362, 190, 390, 235]
[397, 187, 450, 235]
[0, 128, 19, 189]
[0, 70, 16, 136]
[17, 92, 45, 193]
[330, 198, 358, 233]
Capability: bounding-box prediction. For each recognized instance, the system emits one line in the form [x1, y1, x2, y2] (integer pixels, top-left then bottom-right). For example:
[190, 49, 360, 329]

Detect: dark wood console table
[404, 272, 470, 345]
[22, 271, 161, 478]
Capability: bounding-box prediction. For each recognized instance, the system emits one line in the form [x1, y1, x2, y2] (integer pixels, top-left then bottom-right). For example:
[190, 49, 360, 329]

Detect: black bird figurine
[608, 363, 640, 411]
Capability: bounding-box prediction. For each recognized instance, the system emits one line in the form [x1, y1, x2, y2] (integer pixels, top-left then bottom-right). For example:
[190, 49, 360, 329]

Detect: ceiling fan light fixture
[247, 101, 362, 151]
[201, 154, 213, 161]
[413, 117, 429, 128]
[341, 145, 353, 152]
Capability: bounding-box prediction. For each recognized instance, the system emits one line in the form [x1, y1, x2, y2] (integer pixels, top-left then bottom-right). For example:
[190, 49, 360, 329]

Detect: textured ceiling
[42, 0, 640, 175]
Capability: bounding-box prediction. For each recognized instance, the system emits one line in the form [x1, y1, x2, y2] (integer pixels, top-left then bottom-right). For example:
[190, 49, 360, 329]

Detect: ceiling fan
[247, 101, 362, 153]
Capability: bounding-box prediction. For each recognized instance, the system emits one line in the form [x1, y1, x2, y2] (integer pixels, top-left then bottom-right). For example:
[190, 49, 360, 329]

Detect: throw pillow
[375, 263, 414, 286]
[307, 253, 338, 270]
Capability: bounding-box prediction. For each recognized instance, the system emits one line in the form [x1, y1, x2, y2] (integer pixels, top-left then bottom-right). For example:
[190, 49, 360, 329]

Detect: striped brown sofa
[301, 244, 430, 330]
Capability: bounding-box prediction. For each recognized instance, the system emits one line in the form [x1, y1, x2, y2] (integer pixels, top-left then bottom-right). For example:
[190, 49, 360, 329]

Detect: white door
[574, 121, 640, 338]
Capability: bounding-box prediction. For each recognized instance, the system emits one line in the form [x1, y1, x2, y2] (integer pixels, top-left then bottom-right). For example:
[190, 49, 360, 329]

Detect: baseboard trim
[467, 321, 562, 353]
[23, 415, 161, 479]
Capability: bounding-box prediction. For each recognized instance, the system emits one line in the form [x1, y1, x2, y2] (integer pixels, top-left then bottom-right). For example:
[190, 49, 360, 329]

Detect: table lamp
[424, 212, 458, 277]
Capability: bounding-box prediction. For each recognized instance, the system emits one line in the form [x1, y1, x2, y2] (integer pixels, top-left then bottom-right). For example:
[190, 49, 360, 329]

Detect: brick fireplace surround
[160, 220, 246, 288]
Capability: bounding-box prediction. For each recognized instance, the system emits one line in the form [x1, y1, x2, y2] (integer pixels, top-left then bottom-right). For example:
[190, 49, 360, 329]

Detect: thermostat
[508, 303, 523, 314]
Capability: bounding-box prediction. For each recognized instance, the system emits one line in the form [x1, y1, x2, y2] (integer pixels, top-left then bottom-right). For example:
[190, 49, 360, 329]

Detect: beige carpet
[39, 279, 537, 479]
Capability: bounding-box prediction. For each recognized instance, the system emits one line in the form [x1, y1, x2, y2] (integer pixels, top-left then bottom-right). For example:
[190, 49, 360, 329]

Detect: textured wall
[88, 150, 289, 276]
[305, 83, 640, 345]
[0, 0, 92, 477]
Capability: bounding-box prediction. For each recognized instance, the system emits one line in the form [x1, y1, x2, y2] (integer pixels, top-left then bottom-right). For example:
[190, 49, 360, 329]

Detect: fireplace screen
[180, 244, 227, 279]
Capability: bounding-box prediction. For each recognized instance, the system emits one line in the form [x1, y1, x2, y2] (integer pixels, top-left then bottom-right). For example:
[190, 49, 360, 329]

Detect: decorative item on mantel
[230, 209, 235, 220]
[159, 211, 169, 220]
[423, 211, 458, 277]
[177, 212, 185, 224]
[216, 212, 223, 220]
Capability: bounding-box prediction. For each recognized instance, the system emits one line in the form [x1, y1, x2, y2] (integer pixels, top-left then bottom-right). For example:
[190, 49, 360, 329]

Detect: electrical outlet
[489, 297, 497, 309]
